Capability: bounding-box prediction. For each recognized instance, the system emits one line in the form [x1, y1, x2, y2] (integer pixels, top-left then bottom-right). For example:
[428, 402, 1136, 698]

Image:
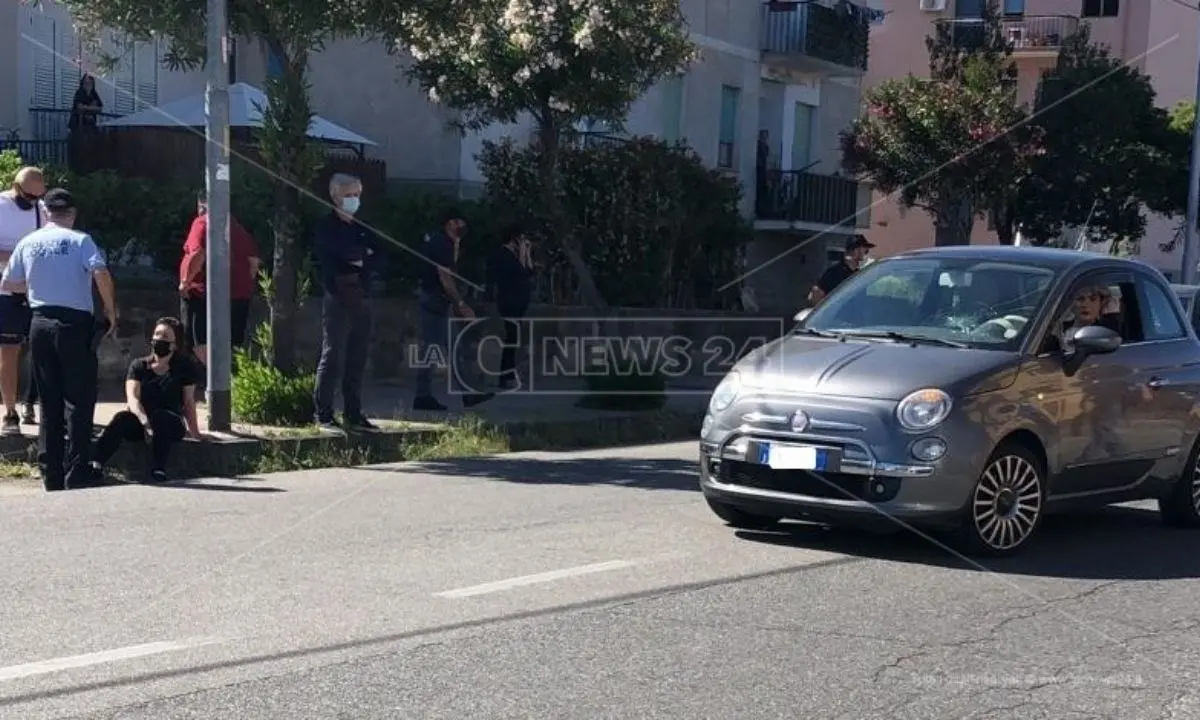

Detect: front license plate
[759, 443, 827, 471]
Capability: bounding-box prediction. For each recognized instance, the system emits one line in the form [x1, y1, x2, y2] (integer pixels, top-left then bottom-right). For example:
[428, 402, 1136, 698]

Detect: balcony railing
[756, 170, 866, 227]
[936, 15, 1080, 54]
[29, 107, 124, 142]
[761, 1, 870, 72]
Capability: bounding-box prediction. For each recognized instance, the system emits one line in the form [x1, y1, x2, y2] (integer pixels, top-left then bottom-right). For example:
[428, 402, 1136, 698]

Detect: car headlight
[709, 371, 741, 413]
[896, 388, 953, 431]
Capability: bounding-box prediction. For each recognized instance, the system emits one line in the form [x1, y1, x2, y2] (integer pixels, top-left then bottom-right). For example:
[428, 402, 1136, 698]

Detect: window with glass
[1081, 0, 1119, 18]
[1138, 278, 1186, 341]
[718, 85, 740, 168]
[803, 257, 1058, 350]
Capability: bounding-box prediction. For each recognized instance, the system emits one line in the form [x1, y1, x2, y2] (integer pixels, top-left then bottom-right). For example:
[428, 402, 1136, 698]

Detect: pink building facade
[865, 0, 1198, 277]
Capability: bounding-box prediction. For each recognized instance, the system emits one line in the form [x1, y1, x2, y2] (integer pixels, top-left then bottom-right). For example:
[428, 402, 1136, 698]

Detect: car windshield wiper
[837, 330, 969, 349]
[793, 327, 844, 339]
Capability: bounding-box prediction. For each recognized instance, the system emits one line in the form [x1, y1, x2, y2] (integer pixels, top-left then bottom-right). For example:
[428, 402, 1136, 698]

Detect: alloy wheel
[1192, 454, 1200, 514]
[972, 454, 1043, 551]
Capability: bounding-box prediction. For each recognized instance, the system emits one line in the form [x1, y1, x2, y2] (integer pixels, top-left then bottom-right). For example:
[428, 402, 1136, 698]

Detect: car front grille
[718, 459, 869, 501]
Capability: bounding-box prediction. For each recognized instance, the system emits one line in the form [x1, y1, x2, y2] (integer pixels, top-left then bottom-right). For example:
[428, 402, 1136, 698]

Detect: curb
[0, 410, 703, 482]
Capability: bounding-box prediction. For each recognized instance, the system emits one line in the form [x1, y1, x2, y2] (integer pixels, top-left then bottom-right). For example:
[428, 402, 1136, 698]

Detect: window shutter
[30, 13, 57, 110]
[112, 37, 135, 114]
[133, 39, 159, 109]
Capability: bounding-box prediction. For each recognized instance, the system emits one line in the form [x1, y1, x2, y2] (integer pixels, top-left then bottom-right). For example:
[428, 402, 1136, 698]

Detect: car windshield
[803, 257, 1058, 351]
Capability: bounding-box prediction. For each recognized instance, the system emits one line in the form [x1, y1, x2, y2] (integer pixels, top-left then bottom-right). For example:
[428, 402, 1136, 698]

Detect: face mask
[151, 340, 172, 358]
[13, 193, 35, 211]
[341, 196, 360, 214]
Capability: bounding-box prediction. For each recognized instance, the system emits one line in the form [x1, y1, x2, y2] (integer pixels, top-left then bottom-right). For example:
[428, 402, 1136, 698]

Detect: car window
[805, 257, 1058, 350]
[1038, 274, 1136, 353]
[1138, 279, 1186, 341]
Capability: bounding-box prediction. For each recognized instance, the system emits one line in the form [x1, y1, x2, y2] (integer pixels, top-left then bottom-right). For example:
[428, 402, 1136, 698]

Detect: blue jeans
[313, 293, 372, 420]
[414, 293, 477, 398]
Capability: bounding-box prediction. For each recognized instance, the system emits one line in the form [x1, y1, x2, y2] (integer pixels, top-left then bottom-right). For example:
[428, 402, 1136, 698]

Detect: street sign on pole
[1181, 26, 1200, 285]
[204, 0, 232, 431]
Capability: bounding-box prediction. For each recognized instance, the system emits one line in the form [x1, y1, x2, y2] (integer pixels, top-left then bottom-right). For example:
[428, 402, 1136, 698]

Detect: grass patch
[246, 416, 509, 474]
[0, 460, 38, 480]
[402, 416, 510, 461]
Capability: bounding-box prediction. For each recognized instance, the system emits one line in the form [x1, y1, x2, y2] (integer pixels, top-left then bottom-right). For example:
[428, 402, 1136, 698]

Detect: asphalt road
[1, 442, 1198, 720]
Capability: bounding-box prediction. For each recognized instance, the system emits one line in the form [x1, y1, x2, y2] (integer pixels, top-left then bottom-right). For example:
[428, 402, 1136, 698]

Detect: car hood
[736, 335, 1019, 401]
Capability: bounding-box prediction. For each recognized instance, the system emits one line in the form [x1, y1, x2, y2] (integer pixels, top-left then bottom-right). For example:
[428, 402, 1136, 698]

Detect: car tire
[952, 443, 1046, 558]
[705, 497, 781, 530]
[1159, 437, 1200, 528]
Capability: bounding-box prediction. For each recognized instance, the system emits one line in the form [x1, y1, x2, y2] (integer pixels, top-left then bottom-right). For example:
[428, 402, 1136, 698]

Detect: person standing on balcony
[179, 191, 261, 368]
[68, 75, 104, 172]
[0, 166, 45, 435]
[807, 235, 875, 306]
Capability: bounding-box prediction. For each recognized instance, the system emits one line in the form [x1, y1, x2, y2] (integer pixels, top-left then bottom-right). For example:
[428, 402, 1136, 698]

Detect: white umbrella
[99, 83, 376, 146]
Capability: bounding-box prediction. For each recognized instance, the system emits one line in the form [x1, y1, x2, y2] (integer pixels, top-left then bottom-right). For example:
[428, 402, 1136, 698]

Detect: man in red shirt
[178, 191, 261, 367]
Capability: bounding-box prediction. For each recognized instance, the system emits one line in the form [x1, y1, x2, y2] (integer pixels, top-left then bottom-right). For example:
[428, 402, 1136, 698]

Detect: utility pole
[204, 0, 232, 431]
[1182, 27, 1200, 284]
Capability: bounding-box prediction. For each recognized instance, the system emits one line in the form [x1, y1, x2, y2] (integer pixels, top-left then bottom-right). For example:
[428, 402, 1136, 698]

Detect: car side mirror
[1062, 324, 1121, 375]
[794, 308, 813, 324]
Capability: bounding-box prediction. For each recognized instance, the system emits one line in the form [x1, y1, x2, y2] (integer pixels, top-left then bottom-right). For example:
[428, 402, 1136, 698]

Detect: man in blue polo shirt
[1, 188, 118, 491]
[412, 206, 493, 411]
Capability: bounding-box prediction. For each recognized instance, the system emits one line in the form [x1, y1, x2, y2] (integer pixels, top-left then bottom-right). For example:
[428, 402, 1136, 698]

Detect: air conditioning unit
[919, 0, 947, 11]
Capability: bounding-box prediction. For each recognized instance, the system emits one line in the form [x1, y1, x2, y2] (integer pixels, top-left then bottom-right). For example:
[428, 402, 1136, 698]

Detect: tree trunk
[933, 195, 975, 246]
[270, 181, 300, 374]
[536, 119, 607, 309]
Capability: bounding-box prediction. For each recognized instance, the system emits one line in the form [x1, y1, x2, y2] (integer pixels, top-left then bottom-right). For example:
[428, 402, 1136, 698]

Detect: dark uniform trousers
[29, 306, 97, 490]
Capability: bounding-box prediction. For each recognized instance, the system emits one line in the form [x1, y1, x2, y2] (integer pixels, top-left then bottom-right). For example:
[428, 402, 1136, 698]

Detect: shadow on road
[369, 453, 699, 492]
[732, 505, 1200, 581]
[160, 480, 286, 493]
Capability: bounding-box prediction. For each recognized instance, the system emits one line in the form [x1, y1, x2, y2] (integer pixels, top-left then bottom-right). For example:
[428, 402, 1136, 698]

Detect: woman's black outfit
[92, 354, 199, 476]
[67, 86, 103, 171]
[488, 245, 533, 387]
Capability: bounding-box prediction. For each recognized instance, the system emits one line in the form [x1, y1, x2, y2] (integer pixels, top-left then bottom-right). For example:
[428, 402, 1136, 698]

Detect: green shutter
[719, 85, 740, 143]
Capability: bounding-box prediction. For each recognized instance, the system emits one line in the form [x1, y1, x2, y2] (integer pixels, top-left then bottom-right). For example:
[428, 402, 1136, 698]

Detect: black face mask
[151, 340, 172, 358]
[13, 194, 37, 211]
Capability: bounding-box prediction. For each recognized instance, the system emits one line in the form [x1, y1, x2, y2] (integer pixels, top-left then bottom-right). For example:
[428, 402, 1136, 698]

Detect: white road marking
[0, 638, 224, 682]
[435, 559, 644, 599]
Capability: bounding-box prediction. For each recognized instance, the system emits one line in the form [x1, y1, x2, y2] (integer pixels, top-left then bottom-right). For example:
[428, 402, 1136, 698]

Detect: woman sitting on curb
[90, 317, 202, 483]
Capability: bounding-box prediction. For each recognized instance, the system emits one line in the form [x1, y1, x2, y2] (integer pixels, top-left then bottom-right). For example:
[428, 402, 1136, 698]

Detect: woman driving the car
[1046, 283, 1122, 353]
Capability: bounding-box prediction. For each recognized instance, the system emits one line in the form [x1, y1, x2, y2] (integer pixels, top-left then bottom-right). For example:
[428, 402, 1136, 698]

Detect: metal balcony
[761, 1, 870, 73]
[936, 15, 1080, 55]
[755, 170, 869, 228]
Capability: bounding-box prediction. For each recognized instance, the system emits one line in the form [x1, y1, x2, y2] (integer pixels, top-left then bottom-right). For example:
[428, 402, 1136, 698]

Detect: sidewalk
[6, 374, 716, 438]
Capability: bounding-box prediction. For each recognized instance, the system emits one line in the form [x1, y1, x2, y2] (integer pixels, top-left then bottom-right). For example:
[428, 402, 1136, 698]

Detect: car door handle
[1147, 377, 1169, 389]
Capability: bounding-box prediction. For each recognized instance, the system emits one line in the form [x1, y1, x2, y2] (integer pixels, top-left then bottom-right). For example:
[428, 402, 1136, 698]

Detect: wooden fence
[66, 127, 387, 197]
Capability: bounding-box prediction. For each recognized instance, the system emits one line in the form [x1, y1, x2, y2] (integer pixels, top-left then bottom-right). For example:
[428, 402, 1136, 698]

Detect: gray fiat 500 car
[700, 246, 1200, 556]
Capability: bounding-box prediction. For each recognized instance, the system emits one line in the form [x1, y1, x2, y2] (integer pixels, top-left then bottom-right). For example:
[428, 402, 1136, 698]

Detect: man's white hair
[328, 173, 361, 199]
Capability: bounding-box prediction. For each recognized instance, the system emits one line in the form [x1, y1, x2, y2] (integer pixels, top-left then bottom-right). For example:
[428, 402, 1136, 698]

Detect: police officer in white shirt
[2, 189, 118, 491]
[0, 166, 44, 434]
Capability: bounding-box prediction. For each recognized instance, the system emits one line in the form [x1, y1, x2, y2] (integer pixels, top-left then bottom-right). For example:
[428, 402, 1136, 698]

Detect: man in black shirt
[487, 224, 534, 390]
[808, 234, 875, 306]
[413, 207, 493, 411]
[312, 173, 380, 430]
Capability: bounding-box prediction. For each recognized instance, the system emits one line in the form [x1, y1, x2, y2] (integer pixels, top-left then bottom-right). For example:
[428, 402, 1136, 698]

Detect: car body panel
[701, 247, 1200, 532]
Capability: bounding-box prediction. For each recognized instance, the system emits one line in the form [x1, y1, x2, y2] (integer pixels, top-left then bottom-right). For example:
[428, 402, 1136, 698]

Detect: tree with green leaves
[1014, 25, 1178, 251]
[49, 0, 376, 372]
[379, 0, 693, 308]
[840, 1, 1039, 246]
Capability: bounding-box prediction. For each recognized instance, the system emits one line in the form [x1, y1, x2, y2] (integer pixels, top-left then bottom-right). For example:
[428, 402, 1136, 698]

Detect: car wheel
[954, 443, 1045, 558]
[705, 497, 781, 530]
[1158, 438, 1200, 528]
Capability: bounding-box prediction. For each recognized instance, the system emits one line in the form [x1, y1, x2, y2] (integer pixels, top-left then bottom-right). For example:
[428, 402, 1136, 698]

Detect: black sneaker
[147, 469, 168, 484]
[21, 404, 35, 425]
[344, 415, 377, 431]
[412, 395, 447, 411]
[463, 392, 495, 409]
[1, 411, 20, 437]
